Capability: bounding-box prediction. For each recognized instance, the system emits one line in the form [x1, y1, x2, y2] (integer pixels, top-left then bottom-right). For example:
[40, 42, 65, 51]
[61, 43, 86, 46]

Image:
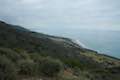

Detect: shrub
[62, 58, 84, 69]
[0, 48, 22, 64]
[0, 55, 17, 80]
[18, 60, 37, 76]
[29, 53, 64, 77]
[38, 57, 63, 77]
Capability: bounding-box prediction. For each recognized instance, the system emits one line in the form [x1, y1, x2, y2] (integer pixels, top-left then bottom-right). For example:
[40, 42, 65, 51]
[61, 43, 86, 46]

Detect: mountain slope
[0, 21, 120, 80]
[0, 20, 97, 67]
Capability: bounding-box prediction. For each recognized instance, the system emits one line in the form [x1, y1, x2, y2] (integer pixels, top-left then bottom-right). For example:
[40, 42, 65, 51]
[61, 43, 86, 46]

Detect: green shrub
[18, 60, 37, 76]
[0, 48, 22, 64]
[29, 53, 42, 62]
[0, 55, 17, 80]
[62, 58, 84, 69]
[29, 53, 64, 77]
[38, 57, 63, 77]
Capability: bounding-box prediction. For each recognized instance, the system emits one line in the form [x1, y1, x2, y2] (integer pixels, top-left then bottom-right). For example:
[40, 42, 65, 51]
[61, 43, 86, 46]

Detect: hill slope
[0, 21, 120, 80]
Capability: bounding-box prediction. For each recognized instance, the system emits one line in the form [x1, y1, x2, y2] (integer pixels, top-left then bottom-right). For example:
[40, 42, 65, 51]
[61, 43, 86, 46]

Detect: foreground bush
[38, 57, 63, 77]
[0, 55, 17, 80]
[18, 60, 37, 76]
[29, 53, 64, 77]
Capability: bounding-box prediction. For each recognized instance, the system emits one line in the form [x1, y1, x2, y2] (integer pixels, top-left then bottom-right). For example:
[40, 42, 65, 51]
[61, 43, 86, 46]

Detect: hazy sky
[0, 0, 120, 31]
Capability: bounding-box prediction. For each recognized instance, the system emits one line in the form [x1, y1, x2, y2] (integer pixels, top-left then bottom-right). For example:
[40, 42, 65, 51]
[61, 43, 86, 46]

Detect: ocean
[32, 28, 120, 58]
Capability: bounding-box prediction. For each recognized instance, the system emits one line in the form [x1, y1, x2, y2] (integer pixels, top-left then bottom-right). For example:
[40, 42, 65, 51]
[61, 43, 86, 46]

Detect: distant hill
[0, 21, 120, 80]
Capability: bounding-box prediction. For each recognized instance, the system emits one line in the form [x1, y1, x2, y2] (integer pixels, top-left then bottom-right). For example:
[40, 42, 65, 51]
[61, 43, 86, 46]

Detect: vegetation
[18, 60, 37, 76]
[0, 47, 64, 79]
[39, 57, 63, 77]
[0, 55, 17, 80]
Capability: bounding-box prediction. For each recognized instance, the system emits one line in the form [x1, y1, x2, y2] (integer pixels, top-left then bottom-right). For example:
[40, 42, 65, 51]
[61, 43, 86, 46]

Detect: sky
[0, 0, 120, 31]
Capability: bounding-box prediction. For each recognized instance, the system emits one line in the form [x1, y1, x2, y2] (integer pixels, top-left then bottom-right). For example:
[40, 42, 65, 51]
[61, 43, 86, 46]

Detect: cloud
[0, 0, 120, 30]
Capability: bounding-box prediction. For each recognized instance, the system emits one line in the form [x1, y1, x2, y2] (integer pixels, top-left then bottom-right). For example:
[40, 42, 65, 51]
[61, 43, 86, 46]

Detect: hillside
[0, 21, 120, 80]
